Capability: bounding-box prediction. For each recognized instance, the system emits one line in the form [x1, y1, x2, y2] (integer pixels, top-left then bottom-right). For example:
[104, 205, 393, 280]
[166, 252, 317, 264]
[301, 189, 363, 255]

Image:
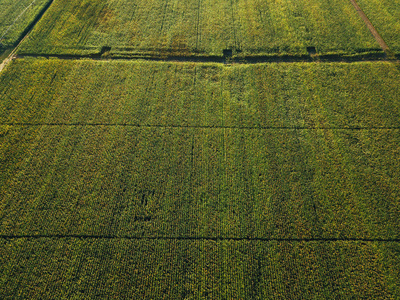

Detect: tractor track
[0, 0, 54, 72]
[1, 0, 399, 72]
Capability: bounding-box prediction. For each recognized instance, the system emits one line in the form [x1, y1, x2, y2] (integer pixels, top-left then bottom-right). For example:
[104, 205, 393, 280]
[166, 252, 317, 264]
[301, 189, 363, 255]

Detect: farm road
[0, 33, 28, 72]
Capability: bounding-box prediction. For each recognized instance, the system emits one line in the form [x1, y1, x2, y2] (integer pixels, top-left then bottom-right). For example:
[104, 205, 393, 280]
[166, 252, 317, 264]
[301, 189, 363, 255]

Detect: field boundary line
[0, 235, 398, 242]
[1, 123, 400, 131]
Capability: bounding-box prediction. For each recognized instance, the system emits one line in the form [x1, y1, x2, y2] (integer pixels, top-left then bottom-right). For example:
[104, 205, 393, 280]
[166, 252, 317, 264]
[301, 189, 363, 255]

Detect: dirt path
[349, 0, 390, 53]
[0, 49, 17, 72]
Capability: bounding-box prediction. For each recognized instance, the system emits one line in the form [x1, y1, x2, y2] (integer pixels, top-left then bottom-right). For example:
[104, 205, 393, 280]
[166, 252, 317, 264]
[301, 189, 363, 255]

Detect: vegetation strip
[356, 0, 400, 56]
[2, 60, 400, 129]
[9, 0, 54, 47]
[1, 239, 398, 298]
[0, 0, 38, 44]
[0, 235, 399, 242]
[1, 123, 400, 130]
[1, 126, 399, 239]
[349, 0, 390, 54]
[0, 0, 53, 48]
[15, 52, 388, 64]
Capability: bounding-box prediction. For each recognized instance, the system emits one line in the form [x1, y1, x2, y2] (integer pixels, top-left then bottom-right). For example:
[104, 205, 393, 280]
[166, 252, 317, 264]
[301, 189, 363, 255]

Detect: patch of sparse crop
[18, 0, 382, 57]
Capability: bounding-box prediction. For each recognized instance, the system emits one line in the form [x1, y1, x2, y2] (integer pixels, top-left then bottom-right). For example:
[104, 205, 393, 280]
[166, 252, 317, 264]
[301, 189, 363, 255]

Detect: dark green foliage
[1, 60, 399, 241]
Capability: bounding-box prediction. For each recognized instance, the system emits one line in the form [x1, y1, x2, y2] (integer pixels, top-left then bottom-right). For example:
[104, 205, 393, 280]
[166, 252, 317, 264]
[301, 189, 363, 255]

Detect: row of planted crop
[1, 59, 400, 128]
[1, 125, 399, 239]
[0, 238, 398, 299]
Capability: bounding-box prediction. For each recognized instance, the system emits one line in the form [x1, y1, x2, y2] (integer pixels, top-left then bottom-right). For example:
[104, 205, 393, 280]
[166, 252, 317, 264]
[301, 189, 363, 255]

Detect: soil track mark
[0, 48, 16, 72]
[1, 123, 399, 131]
[349, 0, 390, 54]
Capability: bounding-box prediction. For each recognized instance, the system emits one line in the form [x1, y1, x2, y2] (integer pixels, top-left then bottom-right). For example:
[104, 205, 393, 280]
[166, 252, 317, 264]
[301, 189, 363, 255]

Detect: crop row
[18, 0, 382, 57]
[1, 59, 400, 128]
[0, 238, 398, 299]
[0, 125, 399, 239]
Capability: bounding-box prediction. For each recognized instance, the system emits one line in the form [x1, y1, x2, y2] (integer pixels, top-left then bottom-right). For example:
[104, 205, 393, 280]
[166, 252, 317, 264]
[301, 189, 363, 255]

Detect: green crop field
[0, 59, 399, 297]
[1, 124, 399, 239]
[18, 0, 382, 57]
[1, 60, 400, 240]
[0, 0, 51, 49]
[1, 239, 398, 298]
[1, 0, 400, 297]
[2, 59, 400, 128]
[357, 0, 400, 55]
